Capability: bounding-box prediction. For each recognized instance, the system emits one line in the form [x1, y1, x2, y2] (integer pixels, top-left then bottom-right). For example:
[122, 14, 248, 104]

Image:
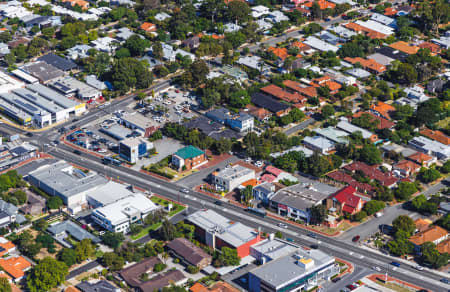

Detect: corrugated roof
[174, 145, 205, 160]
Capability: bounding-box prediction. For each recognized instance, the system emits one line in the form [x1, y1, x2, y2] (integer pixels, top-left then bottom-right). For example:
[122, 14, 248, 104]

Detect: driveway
[284, 117, 317, 136]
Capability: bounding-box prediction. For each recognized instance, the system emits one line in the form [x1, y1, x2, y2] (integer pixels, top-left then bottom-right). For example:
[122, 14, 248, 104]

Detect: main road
[43, 144, 448, 292]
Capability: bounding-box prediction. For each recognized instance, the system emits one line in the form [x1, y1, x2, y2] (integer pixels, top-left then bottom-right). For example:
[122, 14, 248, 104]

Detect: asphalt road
[44, 145, 448, 292]
[66, 260, 100, 280]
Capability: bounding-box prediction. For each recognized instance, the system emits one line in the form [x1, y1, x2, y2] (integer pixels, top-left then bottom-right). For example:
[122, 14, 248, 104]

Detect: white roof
[224, 23, 242, 33]
[86, 181, 134, 206]
[155, 12, 171, 21]
[0, 71, 24, 94]
[336, 120, 373, 139]
[355, 20, 394, 35]
[370, 13, 396, 27]
[93, 193, 159, 226]
[303, 36, 339, 53]
[303, 136, 335, 151]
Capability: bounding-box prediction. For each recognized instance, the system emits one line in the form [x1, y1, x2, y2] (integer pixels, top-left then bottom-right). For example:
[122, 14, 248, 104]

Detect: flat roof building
[187, 209, 261, 258]
[408, 136, 450, 161]
[249, 249, 338, 292]
[86, 181, 136, 208]
[91, 193, 160, 233]
[303, 136, 335, 154]
[37, 53, 77, 71]
[120, 112, 159, 137]
[28, 161, 108, 208]
[0, 92, 52, 127]
[49, 76, 101, 100]
[250, 237, 300, 264]
[269, 181, 339, 223]
[19, 61, 64, 83]
[0, 97, 32, 125]
[212, 165, 256, 191]
[0, 71, 24, 94]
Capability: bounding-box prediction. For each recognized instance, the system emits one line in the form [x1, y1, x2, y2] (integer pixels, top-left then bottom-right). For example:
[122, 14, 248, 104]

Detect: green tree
[218, 247, 240, 266]
[124, 35, 150, 56]
[75, 239, 95, 263]
[27, 257, 68, 292]
[58, 248, 77, 267]
[387, 237, 414, 256]
[363, 200, 385, 216]
[115, 47, 131, 58]
[392, 215, 415, 235]
[102, 252, 125, 271]
[310, 204, 327, 224]
[47, 196, 63, 210]
[111, 58, 153, 93]
[275, 231, 283, 238]
[441, 160, 450, 174]
[241, 185, 253, 204]
[359, 144, 382, 165]
[321, 105, 335, 120]
[152, 42, 163, 59]
[160, 219, 176, 241]
[153, 262, 167, 272]
[0, 277, 11, 292]
[418, 168, 441, 183]
[395, 182, 418, 201]
[227, 1, 251, 24]
[353, 211, 367, 222]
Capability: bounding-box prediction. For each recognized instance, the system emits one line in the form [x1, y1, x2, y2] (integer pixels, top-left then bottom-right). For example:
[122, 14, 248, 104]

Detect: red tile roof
[0, 257, 31, 279]
[260, 84, 305, 103]
[370, 102, 396, 120]
[268, 47, 289, 60]
[384, 7, 398, 16]
[304, 0, 335, 10]
[352, 112, 395, 130]
[418, 42, 441, 54]
[394, 160, 421, 175]
[283, 80, 317, 98]
[261, 174, 277, 183]
[344, 57, 386, 73]
[140, 22, 157, 32]
[420, 128, 450, 145]
[265, 165, 284, 177]
[407, 152, 433, 165]
[344, 161, 397, 187]
[345, 22, 387, 39]
[409, 226, 448, 246]
[389, 41, 419, 55]
[332, 186, 362, 214]
[326, 171, 375, 194]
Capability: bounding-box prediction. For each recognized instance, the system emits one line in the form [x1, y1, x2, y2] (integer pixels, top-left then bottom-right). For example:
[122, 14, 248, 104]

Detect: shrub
[186, 265, 199, 274]
[153, 263, 166, 272]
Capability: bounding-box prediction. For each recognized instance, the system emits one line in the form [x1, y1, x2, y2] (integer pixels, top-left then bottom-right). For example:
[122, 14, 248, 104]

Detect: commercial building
[37, 53, 77, 71]
[120, 112, 159, 137]
[166, 237, 213, 269]
[0, 71, 24, 94]
[408, 136, 450, 160]
[91, 193, 159, 233]
[269, 181, 338, 223]
[49, 76, 101, 100]
[249, 249, 338, 292]
[171, 145, 207, 171]
[19, 61, 64, 83]
[187, 209, 261, 258]
[119, 137, 150, 163]
[253, 182, 276, 204]
[86, 181, 136, 208]
[28, 161, 108, 209]
[212, 165, 256, 191]
[0, 97, 32, 125]
[26, 83, 86, 116]
[0, 92, 52, 127]
[250, 236, 300, 264]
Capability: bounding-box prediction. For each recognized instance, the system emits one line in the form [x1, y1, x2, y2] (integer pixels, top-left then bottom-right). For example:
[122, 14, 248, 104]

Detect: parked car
[352, 235, 360, 242]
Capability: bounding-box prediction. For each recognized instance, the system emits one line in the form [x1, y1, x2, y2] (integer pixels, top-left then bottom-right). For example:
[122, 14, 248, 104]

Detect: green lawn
[130, 222, 162, 240]
[150, 196, 186, 216]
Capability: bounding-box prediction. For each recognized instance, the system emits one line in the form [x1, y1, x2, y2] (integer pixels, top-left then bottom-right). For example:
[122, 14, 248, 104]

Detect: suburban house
[252, 182, 276, 204]
[166, 237, 212, 269]
[409, 225, 449, 253]
[393, 160, 421, 177]
[171, 145, 207, 171]
[0, 256, 31, 282]
[370, 101, 396, 120]
[326, 186, 364, 216]
[407, 152, 436, 167]
[140, 22, 157, 33]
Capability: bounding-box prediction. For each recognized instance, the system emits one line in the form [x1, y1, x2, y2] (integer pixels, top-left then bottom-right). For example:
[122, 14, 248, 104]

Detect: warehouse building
[0, 71, 24, 94]
[0, 92, 52, 127]
[28, 161, 108, 211]
[0, 98, 32, 125]
[26, 83, 86, 116]
[49, 76, 102, 100]
[19, 61, 64, 83]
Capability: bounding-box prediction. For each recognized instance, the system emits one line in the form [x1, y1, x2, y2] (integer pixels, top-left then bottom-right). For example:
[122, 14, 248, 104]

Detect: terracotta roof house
[65, 287, 81, 292]
[344, 161, 397, 188]
[268, 47, 289, 61]
[140, 22, 157, 33]
[282, 80, 317, 98]
[291, 41, 311, 52]
[420, 128, 450, 145]
[0, 256, 31, 282]
[166, 238, 212, 269]
[409, 225, 449, 248]
[245, 105, 271, 121]
[344, 57, 386, 74]
[190, 282, 240, 292]
[344, 22, 387, 39]
[418, 42, 441, 54]
[303, 0, 335, 10]
[326, 170, 376, 195]
[437, 238, 450, 254]
[389, 41, 419, 55]
[370, 101, 396, 120]
[260, 84, 306, 103]
[61, 0, 89, 10]
[352, 112, 395, 130]
[407, 152, 436, 167]
[310, 76, 342, 94]
[414, 218, 432, 233]
[393, 160, 421, 177]
[0, 237, 15, 257]
[326, 186, 363, 215]
[384, 7, 398, 16]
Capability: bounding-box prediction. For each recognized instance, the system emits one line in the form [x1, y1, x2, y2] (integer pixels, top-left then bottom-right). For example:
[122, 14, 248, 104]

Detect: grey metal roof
[48, 220, 100, 243]
[37, 53, 77, 71]
[20, 61, 64, 82]
[0, 199, 18, 216]
[13, 88, 65, 114]
[249, 249, 335, 289]
[0, 92, 49, 116]
[76, 280, 120, 292]
[26, 83, 79, 109]
[28, 161, 108, 199]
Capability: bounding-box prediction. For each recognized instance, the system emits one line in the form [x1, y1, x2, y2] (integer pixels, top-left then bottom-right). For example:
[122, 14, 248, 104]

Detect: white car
[277, 223, 288, 229]
[372, 266, 381, 271]
[414, 265, 424, 271]
[98, 149, 107, 153]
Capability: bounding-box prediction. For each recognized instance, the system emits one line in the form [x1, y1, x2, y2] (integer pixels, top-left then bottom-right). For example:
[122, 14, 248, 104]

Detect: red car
[352, 235, 360, 242]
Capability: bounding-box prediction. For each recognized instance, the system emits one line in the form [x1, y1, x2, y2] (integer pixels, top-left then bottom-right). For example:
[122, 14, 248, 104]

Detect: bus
[246, 207, 266, 218]
[102, 157, 121, 166]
